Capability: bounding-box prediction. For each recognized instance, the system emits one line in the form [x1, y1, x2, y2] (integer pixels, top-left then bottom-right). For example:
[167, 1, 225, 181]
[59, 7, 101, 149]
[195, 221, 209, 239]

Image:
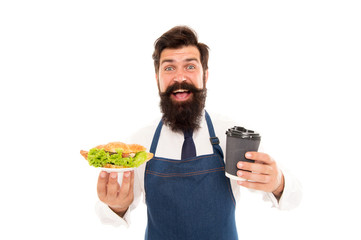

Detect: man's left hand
[236, 152, 284, 199]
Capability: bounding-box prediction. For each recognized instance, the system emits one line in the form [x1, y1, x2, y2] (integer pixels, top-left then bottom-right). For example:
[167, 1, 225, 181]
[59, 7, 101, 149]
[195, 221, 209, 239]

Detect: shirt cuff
[264, 169, 303, 210]
[94, 201, 130, 228]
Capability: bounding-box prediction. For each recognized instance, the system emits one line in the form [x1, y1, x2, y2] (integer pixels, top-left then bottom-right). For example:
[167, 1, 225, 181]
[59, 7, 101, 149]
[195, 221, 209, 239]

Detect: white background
[1, 0, 360, 239]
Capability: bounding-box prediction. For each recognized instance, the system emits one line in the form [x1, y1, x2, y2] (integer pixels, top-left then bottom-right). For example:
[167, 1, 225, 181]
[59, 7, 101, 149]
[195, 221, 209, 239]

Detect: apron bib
[145, 111, 238, 240]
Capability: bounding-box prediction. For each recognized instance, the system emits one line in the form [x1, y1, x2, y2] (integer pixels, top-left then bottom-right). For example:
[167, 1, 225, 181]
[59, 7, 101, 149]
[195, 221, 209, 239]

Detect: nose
[173, 70, 186, 82]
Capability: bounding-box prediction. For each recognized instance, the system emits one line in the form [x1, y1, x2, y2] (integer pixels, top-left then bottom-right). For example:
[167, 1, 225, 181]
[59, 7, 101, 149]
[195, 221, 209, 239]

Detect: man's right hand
[97, 171, 135, 217]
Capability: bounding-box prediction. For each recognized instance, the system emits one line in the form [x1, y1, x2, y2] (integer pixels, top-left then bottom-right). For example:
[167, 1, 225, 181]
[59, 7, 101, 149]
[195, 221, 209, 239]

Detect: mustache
[160, 82, 203, 97]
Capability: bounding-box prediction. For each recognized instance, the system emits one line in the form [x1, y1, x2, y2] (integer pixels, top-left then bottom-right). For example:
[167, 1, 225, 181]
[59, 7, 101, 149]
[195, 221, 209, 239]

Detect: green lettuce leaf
[133, 151, 147, 167]
[87, 148, 148, 168]
[87, 148, 110, 167]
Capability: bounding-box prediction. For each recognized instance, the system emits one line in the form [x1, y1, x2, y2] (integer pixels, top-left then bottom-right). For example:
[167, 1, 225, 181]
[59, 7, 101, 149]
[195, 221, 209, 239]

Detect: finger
[119, 171, 133, 197]
[237, 161, 273, 175]
[237, 170, 271, 183]
[106, 172, 120, 200]
[245, 152, 274, 165]
[237, 180, 271, 192]
[124, 171, 135, 203]
[97, 171, 109, 201]
[128, 171, 135, 194]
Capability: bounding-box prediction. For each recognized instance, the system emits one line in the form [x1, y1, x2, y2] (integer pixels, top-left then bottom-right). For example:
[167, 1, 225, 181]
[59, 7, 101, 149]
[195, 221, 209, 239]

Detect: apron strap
[205, 110, 224, 159]
[149, 120, 163, 155]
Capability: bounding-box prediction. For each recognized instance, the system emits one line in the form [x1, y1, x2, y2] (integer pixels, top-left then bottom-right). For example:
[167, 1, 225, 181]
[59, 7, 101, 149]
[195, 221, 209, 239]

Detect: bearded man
[95, 26, 302, 240]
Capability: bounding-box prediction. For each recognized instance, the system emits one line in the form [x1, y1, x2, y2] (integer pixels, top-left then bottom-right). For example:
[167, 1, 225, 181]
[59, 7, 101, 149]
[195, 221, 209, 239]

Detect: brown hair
[152, 26, 209, 74]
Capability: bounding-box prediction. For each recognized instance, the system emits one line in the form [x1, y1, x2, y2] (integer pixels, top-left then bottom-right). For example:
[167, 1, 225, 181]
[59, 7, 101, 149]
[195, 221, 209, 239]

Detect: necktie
[181, 129, 197, 159]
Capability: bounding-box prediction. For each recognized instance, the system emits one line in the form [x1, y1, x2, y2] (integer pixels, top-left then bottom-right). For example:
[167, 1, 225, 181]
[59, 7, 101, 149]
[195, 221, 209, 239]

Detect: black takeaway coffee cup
[225, 126, 261, 181]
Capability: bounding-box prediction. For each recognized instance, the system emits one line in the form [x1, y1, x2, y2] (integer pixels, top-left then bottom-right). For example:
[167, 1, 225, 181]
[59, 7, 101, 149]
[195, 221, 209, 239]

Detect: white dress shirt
[95, 111, 302, 227]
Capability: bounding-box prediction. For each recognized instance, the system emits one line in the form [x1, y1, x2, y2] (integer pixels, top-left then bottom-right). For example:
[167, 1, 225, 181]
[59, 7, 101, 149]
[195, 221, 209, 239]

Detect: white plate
[99, 167, 135, 173]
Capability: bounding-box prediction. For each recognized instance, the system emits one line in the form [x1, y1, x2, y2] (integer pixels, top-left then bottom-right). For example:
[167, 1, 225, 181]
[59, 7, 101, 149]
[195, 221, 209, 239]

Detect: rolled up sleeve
[264, 169, 303, 210]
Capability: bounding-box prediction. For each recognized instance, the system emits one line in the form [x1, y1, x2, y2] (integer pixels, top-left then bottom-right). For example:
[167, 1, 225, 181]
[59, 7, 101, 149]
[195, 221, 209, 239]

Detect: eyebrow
[160, 58, 199, 65]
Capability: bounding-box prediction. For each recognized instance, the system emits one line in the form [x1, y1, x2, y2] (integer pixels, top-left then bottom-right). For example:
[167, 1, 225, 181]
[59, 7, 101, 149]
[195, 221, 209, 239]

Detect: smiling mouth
[172, 89, 192, 101]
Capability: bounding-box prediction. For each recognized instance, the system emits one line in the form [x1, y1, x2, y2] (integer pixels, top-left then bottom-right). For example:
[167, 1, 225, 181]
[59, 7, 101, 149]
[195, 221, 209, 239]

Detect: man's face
[156, 45, 208, 99]
[156, 45, 209, 132]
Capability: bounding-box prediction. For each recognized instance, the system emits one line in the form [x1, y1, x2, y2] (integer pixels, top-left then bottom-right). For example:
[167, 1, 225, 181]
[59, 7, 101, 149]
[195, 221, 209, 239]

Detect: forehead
[160, 46, 201, 62]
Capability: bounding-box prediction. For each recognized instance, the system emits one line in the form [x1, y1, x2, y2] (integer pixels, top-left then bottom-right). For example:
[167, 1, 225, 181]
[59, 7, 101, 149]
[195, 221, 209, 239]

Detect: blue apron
[144, 111, 238, 240]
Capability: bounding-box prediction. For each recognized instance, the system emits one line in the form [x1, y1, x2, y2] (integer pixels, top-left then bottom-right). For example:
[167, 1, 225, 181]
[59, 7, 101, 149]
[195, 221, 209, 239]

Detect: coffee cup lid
[226, 126, 261, 140]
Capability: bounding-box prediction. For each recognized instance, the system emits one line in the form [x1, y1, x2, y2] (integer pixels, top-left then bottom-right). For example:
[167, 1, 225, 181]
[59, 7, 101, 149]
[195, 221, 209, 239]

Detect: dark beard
[159, 82, 207, 133]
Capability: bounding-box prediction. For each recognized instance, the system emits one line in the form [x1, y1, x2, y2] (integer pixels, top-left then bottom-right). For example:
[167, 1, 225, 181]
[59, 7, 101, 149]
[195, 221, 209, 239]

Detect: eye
[187, 65, 195, 70]
[165, 66, 174, 71]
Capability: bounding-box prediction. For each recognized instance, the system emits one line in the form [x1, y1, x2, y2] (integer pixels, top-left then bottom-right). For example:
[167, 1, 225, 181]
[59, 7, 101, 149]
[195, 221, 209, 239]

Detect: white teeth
[173, 89, 188, 93]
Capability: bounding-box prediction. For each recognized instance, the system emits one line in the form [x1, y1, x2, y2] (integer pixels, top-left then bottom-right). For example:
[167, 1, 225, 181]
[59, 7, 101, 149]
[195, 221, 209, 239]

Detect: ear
[204, 70, 209, 84]
[155, 73, 160, 90]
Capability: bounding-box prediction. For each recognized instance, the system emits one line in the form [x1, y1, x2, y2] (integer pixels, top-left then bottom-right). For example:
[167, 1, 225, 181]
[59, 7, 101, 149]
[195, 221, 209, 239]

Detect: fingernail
[245, 152, 252, 158]
[237, 171, 243, 177]
[100, 171, 106, 178]
[110, 173, 117, 179]
[124, 172, 130, 177]
[237, 162, 243, 168]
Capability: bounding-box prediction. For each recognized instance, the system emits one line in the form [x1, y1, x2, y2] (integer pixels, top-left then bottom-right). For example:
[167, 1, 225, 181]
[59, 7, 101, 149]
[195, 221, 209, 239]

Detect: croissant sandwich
[80, 142, 153, 168]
